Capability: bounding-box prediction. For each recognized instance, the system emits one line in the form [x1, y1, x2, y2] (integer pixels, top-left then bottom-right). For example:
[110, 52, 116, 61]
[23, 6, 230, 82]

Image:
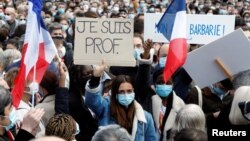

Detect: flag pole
[32, 64, 36, 107]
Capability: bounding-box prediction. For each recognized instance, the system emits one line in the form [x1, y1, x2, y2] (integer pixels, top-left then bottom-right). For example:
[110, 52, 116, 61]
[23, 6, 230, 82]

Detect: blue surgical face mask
[0, 12, 4, 18]
[155, 84, 173, 97]
[159, 57, 166, 68]
[62, 25, 68, 31]
[219, 9, 228, 15]
[116, 93, 135, 107]
[1, 108, 18, 131]
[139, 2, 146, 8]
[57, 8, 65, 14]
[210, 85, 225, 96]
[128, 13, 135, 19]
[133, 48, 143, 60]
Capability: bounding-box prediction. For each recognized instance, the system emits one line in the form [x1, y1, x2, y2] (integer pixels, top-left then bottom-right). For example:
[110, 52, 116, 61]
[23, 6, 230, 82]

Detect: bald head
[31, 136, 66, 141]
[158, 44, 169, 57]
[5, 7, 15, 14]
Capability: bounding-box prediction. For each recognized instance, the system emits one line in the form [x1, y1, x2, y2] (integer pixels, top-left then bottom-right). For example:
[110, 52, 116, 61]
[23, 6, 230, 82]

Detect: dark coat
[69, 91, 98, 141]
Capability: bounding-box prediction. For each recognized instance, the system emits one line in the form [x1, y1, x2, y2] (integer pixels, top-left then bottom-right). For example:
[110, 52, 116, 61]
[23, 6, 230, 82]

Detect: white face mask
[25, 82, 39, 95]
[62, 25, 69, 31]
[52, 5, 57, 10]
[113, 6, 119, 13]
[4, 15, 11, 21]
[58, 46, 66, 58]
[44, 17, 51, 24]
[98, 9, 103, 15]
[19, 20, 26, 25]
[90, 7, 97, 12]
[246, 22, 250, 28]
[83, 4, 89, 12]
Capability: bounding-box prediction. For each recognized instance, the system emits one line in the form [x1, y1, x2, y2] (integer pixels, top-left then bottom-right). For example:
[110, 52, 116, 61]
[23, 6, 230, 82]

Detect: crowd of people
[0, 0, 250, 141]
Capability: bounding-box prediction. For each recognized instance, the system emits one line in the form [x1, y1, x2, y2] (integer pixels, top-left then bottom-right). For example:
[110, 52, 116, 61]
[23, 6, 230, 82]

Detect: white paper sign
[144, 13, 235, 45]
[74, 18, 135, 66]
[183, 29, 250, 88]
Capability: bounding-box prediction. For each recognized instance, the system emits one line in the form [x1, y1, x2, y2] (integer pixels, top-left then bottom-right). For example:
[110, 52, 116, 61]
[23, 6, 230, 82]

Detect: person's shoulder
[143, 110, 153, 119]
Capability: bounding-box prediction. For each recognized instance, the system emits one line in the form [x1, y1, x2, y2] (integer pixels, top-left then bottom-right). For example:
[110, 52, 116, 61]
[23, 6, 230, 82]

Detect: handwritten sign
[74, 18, 136, 66]
[144, 13, 235, 44]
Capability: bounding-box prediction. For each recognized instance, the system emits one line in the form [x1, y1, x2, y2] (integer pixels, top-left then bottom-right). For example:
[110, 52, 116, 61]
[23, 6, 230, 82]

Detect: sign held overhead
[74, 18, 135, 66]
[144, 13, 235, 44]
[183, 28, 250, 88]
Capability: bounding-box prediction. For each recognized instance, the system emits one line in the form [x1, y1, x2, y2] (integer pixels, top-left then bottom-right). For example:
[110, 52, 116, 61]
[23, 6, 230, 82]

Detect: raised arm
[135, 39, 154, 111]
[55, 62, 69, 114]
[85, 61, 109, 118]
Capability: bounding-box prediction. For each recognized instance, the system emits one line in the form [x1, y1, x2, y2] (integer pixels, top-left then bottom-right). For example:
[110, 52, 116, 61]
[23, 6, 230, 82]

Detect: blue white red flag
[11, 0, 57, 108]
[156, 0, 187, 82]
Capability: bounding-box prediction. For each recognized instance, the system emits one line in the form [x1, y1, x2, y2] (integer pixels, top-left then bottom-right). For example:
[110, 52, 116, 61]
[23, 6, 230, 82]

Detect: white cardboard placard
[183, 29, 250, 88]
[144, 13, 235, 45]
[74, 18, 135, 66]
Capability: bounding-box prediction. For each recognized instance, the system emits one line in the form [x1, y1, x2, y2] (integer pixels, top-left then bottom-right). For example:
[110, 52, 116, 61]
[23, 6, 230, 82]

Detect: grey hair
[173, 104, 206, 132]
[233, 69, 250, 90]
[0, 85, 11, 116]
[229, 86, 250, 125]
[91, 124, 131, 141]
[2, 49, 21, 69]
[170, 104, 206, 141]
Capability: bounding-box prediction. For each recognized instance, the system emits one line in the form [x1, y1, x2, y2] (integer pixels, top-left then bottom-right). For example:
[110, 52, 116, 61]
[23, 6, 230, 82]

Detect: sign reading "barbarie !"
[144, 13, 235, 45]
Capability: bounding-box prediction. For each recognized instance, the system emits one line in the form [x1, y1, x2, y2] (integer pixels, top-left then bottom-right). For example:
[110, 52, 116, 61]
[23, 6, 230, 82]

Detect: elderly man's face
[5, 7, 15, 22]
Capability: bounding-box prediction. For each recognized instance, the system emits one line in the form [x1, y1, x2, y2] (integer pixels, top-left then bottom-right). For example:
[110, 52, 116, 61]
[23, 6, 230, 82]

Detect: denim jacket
[85, 82, 157, 141]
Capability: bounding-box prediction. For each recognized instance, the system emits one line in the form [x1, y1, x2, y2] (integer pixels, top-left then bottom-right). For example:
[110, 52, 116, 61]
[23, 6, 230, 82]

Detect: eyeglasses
[238, 101, 250, 121]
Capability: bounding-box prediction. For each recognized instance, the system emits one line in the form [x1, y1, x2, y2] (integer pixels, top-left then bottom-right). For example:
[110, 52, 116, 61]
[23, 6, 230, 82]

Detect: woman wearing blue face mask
[85, 41, 157, 141]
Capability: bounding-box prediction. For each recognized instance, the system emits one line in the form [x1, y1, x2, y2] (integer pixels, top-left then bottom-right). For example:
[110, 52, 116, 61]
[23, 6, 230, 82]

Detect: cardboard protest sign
[74, 18, 135, 66]
[144, 13, 235, 45]
[183, 28, 250, 88]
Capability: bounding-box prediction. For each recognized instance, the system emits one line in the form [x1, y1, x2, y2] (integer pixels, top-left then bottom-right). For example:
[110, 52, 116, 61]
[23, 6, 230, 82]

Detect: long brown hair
[110, 75, 135, 134]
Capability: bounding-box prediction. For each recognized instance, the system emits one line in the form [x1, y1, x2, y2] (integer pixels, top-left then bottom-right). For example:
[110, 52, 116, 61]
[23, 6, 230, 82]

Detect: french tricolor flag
[156, 0, 187, 82]
[11, 0, 57, 108]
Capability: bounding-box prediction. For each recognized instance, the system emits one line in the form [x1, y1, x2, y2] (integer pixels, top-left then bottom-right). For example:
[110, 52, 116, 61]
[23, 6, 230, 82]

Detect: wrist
[21, 126, 34, 135]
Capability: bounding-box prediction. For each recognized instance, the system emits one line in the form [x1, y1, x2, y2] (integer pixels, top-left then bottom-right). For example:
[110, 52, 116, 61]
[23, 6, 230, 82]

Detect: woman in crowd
[85, 40, 157, 141]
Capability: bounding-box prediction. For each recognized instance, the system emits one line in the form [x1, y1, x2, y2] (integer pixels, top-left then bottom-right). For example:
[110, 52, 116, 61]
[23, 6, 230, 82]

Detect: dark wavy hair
[110, 75, 135, 134]
[40, 70, 58, 94]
